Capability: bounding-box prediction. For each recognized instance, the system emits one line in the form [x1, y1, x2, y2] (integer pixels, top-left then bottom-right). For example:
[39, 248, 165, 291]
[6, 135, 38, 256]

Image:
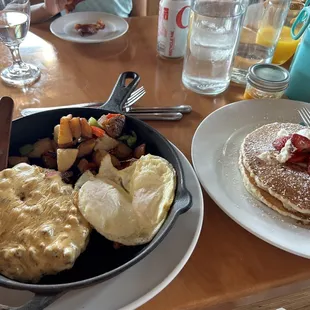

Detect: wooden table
[2, 16, 310, 310]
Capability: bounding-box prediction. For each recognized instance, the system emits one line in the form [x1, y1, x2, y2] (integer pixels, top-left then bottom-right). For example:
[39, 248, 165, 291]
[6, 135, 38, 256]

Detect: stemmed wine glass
[0, 0, 40, 86]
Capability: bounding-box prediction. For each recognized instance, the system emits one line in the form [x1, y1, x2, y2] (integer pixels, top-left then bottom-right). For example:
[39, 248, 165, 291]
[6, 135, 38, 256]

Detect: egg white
[78, 154, 176, 245]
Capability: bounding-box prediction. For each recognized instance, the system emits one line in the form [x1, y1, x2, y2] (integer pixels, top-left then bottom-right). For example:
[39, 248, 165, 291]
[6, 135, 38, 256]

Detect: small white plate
[0, 144, 203, 310]
[50, 12, 129, 43]
[192, 99, 310, 259]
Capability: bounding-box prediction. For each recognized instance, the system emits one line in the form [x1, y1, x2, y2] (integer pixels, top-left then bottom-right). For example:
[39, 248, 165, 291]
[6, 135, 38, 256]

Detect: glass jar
[243, 64, 290, 99]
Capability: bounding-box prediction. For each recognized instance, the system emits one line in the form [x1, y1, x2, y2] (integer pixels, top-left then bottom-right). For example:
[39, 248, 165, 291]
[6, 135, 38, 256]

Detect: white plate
[191, 99, 310, 259]
[50, 12, 129, 43]
[1, 145, 203, 310]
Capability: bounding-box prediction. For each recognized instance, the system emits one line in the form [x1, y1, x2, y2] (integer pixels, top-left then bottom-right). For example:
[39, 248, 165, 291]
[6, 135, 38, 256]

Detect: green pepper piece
[118, 135, 130, 142]
[88, 117, 103, 128]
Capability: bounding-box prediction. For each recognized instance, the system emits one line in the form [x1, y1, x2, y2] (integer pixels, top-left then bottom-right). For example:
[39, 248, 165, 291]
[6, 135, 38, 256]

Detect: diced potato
[94, 134, 119, 152]
[69, 117, 82, 140]
[19, 144, 34, 156]
[80, 118, 93, 139]
[57, 148, 78, 172]
[92, 149, 108, 166]
[77, 158, 89, 173]
[28, 138, 54, 158]
[53, 125, 60, 143]
[98, 114, 125, 138]
[8, 156, 29, 167]
[42, 152, 57, 169]
[58, 116, 73, 148]
[51, 140, 57, 151]
[110, 142, 132, 160]
[110, 155, 121, 168]
[77, 139, 96, 158]
[133, 144, 146, 159]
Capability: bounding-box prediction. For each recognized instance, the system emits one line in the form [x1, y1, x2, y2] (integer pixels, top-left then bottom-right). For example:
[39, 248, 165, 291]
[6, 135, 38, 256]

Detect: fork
[298, 107, 310, 126]
[20, 86, 146, 116]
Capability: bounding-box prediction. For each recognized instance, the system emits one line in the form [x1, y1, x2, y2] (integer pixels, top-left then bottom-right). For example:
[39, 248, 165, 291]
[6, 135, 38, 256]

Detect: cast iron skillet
[0, 72, 192, 310]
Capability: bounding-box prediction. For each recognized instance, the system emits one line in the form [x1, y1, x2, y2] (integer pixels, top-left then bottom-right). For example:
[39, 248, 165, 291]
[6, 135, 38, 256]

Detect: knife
[21, 108, 183, 121]
[0, 96, 14, 170]
[124, 105, 192, 114]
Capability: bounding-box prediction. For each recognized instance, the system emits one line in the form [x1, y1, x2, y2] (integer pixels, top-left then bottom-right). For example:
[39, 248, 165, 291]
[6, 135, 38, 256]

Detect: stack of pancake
[239, 122, 310, 224]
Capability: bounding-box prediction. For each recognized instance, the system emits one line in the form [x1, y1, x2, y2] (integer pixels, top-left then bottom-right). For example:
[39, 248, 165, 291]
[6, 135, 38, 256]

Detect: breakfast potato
[77, 158, 97, 173]
[8, 156, 29, 167]
[70, 117, 82, 140]
[110, 142, 132, 160]
[92, 149, 120, 168]
[28, 138, 54, 158]
[133, 144, 146, 159]
[92, 149, 108, 167]
[58, 115, 73, 148]
[78, 139, 96, 158]
[80, 118, 93, 139]
[53, 125, 60, 143]
[57, 148, 78, 172]
[98, 114, 125, 138]
[94, 134, 119, 152]
[42, 152, 57, 169]
[77, 158, 90, 173]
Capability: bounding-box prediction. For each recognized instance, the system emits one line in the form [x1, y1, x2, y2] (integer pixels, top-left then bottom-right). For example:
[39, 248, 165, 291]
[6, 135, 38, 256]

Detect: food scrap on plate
[75, 20, 105, 37]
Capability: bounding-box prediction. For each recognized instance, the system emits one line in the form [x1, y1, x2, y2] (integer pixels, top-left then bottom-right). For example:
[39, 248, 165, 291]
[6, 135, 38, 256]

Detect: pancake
[239, 153, 310, 224]
[241, 122, 310, 215]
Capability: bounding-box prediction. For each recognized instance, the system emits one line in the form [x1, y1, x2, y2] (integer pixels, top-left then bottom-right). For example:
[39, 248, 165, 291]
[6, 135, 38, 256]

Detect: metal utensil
[0, 96, 14, 171]
[128, 112, 183, 121]
[298, 107, 310, 126]
[21, 86, 145, 116]
[125, 105, 192, 114]
[123, 86, 145, 108]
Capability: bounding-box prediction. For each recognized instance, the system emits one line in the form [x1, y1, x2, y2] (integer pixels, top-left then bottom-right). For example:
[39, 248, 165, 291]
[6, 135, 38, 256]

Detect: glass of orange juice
[272, 1, 304, 65]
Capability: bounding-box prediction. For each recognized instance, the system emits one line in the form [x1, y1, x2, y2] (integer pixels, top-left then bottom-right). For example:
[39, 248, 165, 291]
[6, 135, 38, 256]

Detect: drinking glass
[0, 0, 40, 87]
[181, 0, 248, 96]
[272, 1, 304, 65]
[231, 0, 290, 84]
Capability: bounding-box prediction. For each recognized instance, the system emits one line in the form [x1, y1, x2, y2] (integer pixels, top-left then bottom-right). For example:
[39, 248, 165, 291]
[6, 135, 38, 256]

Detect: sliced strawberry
[272, 135, 292, 151]
[287, 152, 308, 163]
[291, 134, 310, 152]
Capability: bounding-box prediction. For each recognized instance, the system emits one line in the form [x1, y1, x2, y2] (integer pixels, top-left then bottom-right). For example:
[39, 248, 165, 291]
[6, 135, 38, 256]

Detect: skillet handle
[174, 187, 192, 215]
[101, 71, 140, 112]
[0, 292, 64, 310]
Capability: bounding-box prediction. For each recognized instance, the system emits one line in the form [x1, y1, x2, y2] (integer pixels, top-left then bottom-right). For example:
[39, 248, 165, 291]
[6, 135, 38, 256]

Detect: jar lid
[247, 64, 290, 92]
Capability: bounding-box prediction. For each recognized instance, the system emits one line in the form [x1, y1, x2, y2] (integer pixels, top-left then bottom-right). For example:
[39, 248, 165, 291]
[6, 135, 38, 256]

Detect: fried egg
[78, 154, 176, 245]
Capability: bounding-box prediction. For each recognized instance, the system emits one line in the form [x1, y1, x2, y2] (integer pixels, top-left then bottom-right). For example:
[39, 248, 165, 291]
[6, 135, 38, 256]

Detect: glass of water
[0, 0, 40, 87]
[182, 0, 248, 96]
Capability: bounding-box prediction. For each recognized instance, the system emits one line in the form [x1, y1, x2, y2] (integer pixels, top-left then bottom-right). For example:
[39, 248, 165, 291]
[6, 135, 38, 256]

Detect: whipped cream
[258, 151, 275, 162]
[297, 128, 310, 139]
[276, 139, 295, 163]
[276, 128, 289, 138]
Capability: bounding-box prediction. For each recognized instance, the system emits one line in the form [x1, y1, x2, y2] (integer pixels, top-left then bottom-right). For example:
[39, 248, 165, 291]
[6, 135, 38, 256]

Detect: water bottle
[285, 6, 310, 102]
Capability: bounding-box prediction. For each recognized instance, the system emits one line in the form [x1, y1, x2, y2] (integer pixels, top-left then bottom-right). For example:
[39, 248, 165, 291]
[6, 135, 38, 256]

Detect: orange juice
[256, 26, 300, 65]
[256, 26, 277, 47]
[272, 26, 300, 65]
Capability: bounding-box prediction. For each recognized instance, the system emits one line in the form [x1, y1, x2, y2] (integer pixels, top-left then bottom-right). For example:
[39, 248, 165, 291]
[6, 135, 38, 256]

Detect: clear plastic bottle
[232, 0, 291, 84]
